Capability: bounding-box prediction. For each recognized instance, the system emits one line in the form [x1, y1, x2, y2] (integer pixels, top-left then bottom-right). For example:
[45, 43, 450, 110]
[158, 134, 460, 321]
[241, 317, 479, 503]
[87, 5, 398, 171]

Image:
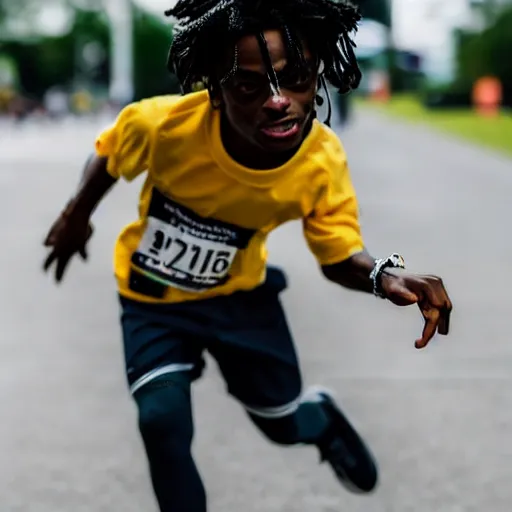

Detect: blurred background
[1, 0, 511, 152]
[1, 1, 512, 512]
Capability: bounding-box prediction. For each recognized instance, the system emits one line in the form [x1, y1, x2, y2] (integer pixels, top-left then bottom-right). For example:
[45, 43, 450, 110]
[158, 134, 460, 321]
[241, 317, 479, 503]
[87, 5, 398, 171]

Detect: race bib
[131, 188, 255, 292]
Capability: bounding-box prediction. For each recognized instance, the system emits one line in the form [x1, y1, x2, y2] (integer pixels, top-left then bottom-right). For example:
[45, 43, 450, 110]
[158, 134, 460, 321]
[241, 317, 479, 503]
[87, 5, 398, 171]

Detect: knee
[135, 376, 193, 443]
[250, 414, 299, 446]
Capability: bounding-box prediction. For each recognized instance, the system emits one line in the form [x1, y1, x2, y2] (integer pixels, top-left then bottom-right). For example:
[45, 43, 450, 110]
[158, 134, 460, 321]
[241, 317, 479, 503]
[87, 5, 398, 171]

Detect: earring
[315, 73, 325, 106]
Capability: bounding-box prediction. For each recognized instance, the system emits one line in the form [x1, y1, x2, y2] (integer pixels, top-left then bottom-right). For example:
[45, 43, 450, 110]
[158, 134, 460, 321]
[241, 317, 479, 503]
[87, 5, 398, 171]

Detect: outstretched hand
[43, 201, 94, 283]
[381, 268, 452, 349]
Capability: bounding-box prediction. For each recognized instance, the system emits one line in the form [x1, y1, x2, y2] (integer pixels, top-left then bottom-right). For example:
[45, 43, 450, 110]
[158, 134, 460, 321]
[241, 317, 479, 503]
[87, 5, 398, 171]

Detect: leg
[119, 297, 208, 512]
[135, 373, 206, 512]
[208, 266, 378, 493]
[245, 385, 331, 445]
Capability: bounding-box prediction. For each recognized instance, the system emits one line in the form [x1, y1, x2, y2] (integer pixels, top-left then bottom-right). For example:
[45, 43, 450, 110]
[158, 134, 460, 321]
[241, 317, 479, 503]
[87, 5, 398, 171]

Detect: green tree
[132, 5, 179, 100]
[455, 6, 512, 91]
[355, 0, 391, 27]
[1, 6, 109, 97]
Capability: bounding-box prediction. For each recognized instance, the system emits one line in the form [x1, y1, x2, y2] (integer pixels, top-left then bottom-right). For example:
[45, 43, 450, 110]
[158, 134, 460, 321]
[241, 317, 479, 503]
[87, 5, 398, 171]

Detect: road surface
[1, 110, 511, 512]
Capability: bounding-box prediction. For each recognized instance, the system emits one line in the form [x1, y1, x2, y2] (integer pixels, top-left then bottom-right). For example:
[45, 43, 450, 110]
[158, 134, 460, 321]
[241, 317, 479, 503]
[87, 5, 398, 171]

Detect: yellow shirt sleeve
[303, 152, 364, 266]
[95, 102, 152, 182]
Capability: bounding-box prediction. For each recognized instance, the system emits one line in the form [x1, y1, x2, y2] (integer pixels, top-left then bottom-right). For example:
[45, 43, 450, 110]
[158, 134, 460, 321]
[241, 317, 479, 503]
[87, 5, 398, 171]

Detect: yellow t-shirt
[95, 90, 364, 304]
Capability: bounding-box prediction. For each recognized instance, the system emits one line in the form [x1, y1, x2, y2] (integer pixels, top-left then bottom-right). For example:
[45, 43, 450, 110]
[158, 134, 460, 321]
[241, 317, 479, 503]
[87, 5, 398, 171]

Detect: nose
[262, 93, 291, 115]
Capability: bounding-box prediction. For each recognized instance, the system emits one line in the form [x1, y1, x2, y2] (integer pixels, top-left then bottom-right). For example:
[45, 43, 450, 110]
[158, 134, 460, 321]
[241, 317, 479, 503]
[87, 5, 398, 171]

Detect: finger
[44, 220, 63, 245]
[445, 294, 453, 312]
[55, 253, 72, 283]
[429, 276, 453, 311]
[415, 307, 440, 349]
[437, 307, 451, 336]
[43, 251, 57, 272]
[429, 281, 452, 336]
[44, 232, 56, 246]
[79, 246, 88, 261]
[440, 290, 453, 336]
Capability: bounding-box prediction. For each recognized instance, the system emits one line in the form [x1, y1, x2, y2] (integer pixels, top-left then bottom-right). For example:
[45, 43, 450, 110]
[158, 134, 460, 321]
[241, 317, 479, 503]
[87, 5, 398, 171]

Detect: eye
[277, 63, 316, 90]
[280, 72, 314, 90]
[237, 82, 260, 94]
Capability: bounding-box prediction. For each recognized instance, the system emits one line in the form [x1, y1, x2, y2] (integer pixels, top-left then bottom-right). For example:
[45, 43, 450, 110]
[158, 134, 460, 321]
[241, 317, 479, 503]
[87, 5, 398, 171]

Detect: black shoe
[307, 387, 379, 493]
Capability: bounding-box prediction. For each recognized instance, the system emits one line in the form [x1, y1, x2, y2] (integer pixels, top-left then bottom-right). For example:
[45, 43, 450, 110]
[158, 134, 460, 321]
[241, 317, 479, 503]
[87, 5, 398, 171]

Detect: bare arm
[72, 154, 118, 216]
[44, 100, 150, 283]
[321, 249, 375, 293]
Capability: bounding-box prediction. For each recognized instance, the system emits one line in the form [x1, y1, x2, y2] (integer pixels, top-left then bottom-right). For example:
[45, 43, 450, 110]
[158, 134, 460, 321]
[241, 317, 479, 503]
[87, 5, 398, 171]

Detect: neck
[220, 113, 311, 170]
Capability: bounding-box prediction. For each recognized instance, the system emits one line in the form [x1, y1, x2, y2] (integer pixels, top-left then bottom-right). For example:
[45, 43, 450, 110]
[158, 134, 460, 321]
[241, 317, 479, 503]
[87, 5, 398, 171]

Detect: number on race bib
[131, 189, 256, 293]
[144, 230, 234, 278]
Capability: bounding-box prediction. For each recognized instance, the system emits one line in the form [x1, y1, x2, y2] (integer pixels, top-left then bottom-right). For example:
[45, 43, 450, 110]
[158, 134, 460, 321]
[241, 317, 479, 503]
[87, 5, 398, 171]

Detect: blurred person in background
[7, 92, 40, 122]
[0, 87, 14, 110]
[42, 0, 453, 511]
[44, 86, 69, 120]
[71, 89, 94, 116]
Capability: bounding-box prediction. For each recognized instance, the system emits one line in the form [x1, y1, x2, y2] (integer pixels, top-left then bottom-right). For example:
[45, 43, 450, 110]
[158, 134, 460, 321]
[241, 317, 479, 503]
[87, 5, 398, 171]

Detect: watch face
[391, 254, 405, 267]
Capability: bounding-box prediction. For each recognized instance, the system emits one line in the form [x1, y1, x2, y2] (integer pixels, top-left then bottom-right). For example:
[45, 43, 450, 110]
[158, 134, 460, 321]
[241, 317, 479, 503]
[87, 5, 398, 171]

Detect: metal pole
[106, 0, 134, 105]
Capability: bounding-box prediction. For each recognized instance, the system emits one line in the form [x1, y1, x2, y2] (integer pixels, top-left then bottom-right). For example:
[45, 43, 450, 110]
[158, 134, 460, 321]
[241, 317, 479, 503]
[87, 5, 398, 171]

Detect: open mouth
[260, 120, 301, 140]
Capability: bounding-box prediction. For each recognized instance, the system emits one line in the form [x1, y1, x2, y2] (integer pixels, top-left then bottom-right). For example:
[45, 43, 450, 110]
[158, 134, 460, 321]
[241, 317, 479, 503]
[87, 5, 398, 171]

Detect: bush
[420, 83, 472, 109]
[455, 7, 512, 95]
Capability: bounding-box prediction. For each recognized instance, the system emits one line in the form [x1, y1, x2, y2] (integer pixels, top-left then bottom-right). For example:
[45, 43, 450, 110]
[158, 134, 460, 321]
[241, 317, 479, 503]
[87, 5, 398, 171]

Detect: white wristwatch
[369, 253, 405, 298]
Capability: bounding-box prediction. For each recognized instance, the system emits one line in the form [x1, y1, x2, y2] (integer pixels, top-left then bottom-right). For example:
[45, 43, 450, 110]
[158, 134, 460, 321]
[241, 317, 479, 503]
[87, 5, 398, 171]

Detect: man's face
[218, 29, 318, 155]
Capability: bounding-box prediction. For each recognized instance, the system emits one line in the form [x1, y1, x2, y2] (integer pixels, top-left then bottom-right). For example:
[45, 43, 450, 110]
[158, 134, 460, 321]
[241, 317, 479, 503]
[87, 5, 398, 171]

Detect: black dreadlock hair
[165, 0, 362, 125]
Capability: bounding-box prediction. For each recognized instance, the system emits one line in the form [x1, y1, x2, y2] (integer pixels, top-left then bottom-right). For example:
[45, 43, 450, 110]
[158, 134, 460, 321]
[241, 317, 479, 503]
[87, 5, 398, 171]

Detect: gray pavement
[1, 109, 511, 512]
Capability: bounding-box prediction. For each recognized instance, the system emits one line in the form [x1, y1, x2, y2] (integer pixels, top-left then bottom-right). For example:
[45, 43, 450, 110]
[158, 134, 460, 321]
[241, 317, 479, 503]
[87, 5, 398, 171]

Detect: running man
[43, 1, 453, 510]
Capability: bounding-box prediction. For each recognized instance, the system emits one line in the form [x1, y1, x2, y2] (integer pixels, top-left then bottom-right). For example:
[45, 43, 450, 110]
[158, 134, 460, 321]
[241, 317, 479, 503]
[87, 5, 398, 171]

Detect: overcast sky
[137, 0, 176, 15]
